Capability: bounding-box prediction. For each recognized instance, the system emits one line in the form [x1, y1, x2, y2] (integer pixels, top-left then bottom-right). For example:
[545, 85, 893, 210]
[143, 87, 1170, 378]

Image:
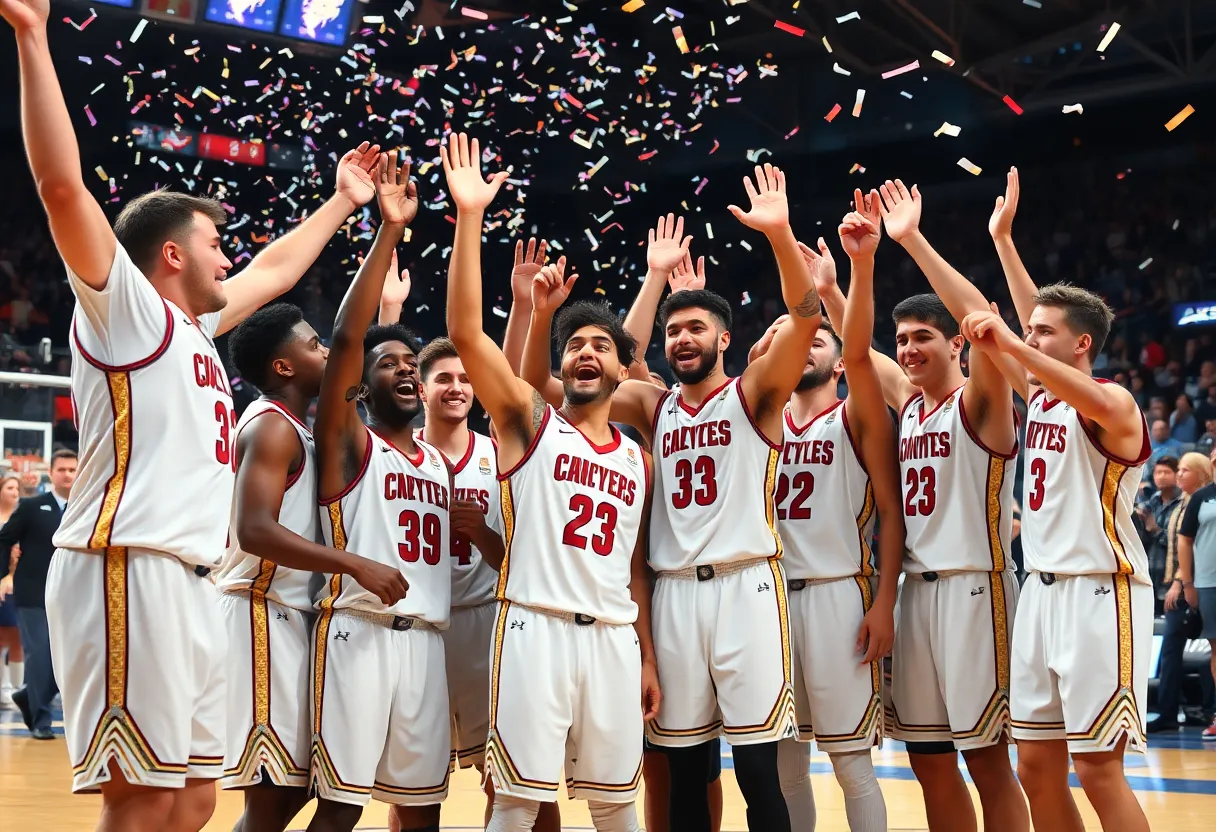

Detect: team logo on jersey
[479, 457, 491, 474]
[426, 449, 442, 470]
[825, 410, 837, 426]
[943, 394, 956, 413]
[626, 448, 638, 467]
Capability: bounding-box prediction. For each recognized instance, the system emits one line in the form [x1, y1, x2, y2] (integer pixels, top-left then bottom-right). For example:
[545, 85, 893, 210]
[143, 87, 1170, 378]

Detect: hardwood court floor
[3, 709, 1214, 830]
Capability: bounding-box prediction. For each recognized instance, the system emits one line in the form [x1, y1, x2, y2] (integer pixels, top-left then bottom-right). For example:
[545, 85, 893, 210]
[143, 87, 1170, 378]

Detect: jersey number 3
[562, 494, 618, 556]
[214, 402, 237, 471]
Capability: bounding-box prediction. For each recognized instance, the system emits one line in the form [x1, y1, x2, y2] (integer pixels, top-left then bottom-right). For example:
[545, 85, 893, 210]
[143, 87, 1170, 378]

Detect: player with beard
[525, 167, 820, 832]
[310, 152, 453, 832]
[746, 194, 902, 832]
[959, 169, 1153, 832]
[219, 304, 407, 832]
[811, 180, 1027, 832]
[445, 132, 659, 832]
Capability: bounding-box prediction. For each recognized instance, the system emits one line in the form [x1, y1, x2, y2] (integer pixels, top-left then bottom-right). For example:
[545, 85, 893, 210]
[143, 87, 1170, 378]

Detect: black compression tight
[666, 742, 714, 832]
[666, 740, 790, 832]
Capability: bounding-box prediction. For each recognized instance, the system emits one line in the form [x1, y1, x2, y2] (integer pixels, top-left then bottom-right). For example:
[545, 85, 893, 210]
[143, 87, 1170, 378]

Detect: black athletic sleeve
[1179, 484, 1215, 539]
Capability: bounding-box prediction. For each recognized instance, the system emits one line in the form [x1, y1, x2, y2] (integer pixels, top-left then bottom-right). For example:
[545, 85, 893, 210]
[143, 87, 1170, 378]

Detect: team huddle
[7, 4, 1155, 831]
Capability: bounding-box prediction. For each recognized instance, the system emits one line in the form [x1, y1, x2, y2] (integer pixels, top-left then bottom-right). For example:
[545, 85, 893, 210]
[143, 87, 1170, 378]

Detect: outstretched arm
[377, 250, 410, 325]
[443, 133, 543, 469]
[314, 151, 417, 499]
[502, 237, 546, 372]
[234, 415, 407, 605]
[799, 235, 915, 411]
[10, 5, 115, 289]
[989, 167, 1038, 333]
[623, 214, 694, 377]
[217, 144, 381, 336]
[736, 165, 821, 433]
[519, 273, 571, 408]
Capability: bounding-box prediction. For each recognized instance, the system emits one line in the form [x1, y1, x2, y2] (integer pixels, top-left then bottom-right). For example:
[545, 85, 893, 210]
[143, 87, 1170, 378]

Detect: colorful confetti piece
[1165, 104, 1194, 131]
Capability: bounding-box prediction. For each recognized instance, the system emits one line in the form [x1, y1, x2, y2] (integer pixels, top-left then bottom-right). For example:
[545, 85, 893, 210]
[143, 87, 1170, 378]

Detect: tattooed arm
[733, 164, 822, 441]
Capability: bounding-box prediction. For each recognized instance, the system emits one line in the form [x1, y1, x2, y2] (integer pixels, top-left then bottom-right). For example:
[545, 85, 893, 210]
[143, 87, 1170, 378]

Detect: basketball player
[525, 168, 821, 832]
[444, 132, 659, 832]
[310, 152, 451, 832]
[219, 303, 408, 832]
[810, 181, 1026, 832]
[748, 196, 902, 832]
[959, 168, 1153, 832]
[5, 4, 382, 830]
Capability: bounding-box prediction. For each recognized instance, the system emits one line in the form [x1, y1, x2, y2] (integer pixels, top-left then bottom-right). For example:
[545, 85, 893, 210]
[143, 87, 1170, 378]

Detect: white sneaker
[0, 686, 13, 709]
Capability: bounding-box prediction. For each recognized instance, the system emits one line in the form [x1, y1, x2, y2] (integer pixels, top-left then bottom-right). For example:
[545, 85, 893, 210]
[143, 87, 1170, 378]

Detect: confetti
[882, 60, 920, 79]
[931, 50, 955, 66]
[1002, 95, 1024, 115]
[852, 89, 865, 118]
[461, 7, 489, 20]
[821, 37, 832, 53]
[900, 91, 914, 99]
[492, 306, 509, 318]
[835, 11, 860, 23]
[130, 18, 148, 42]
[705, 222, 713, 239]
[832, 63, 851, 76]
[848, 163, 866, 174]
[933, 122, 961, 137]
[774, 20, 805, 37]
[1139, 258, 1153, 270]
[1097, 22, 1121, 53]
[746, 148, 772, 162]
[1023, 0, 1042, 7]
[824, 103, 841, 122]
[1062, 103, 1084, 114]
[621, 0, 645, 10]
[94, 165, 108, 180]
[741, 291, 752, 305]
[1165, 104, 1194, 132]
[957, 157, 982, 175]
[84, 105, 96, 126]
[672, 25, 689, 53]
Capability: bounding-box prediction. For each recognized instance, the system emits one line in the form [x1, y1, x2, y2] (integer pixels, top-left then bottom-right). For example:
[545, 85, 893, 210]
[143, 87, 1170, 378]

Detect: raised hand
[728, 163, 790, 234]
[376, 150, 419, 227]
[511, 237, 548, 301]
[380, 250, 411, 307]
[669, 252, 706, 293]
[839, 188, 882, 260]
[961, 302, 1021, 355]
[878, 179, 922, 244]
[441, 132, 509, 214]
[989, 166, 1020, 240]
[0, 0, 49, 31]
[647, 214, 693, 275]
[797, 238, 838, 294]
[335, 142, 381, 207]
[531, 256, 578, 313]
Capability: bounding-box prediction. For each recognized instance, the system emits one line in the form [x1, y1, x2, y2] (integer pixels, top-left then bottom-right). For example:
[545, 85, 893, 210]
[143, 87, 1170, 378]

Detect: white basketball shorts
[1011, 573, 1152, 754]
[647, 557, 795, 748]
[789, 575, 883, 753]
[443, 601, 496, 770]
[887, 570, 1018, 750]
[485, 603, 643, 804]
[310, 610, 450, 806]
[218, 592, 313, 789]
[45, 547, 226, 793]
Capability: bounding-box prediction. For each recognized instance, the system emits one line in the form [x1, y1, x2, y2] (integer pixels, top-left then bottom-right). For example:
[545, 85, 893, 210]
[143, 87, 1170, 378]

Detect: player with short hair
[310, 152, 453, 832]
[445, 132, 659, 832]
[959, 168, 1153, 832]
[816, 180, 1027, 832]
[747, 194, 903, 832]
[219, 303, 407, 832]
[525, 168, 821, 831]
[4, 3, 382, 829]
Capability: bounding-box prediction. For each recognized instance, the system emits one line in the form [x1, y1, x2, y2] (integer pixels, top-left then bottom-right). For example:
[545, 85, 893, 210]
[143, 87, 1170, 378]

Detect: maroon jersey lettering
[899, 431, 952, 462]
[383, 472, 450, 509]
[660, 419, 733, 456]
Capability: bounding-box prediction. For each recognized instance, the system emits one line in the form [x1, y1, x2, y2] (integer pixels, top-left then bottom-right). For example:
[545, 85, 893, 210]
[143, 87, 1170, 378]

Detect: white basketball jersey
[497, 407, 647, 626]
[898, 384, 1016, 574]
[1021, 387, 1151, 583]
[54, 245, 235, 568]
[419, 428, 501, 608]
[779, 401, 875, 580]
[318, 429, 452, 624]
[649, 378, 782, 571]
[216, 399, 321, 611]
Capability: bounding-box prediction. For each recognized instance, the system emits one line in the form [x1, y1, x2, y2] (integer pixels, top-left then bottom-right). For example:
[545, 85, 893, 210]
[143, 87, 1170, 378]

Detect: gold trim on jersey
[312, 505, 346, 738]
[494, 480, 516, 600]
[721, 558, 795, 740]
[985, 457, 1008, 572]
[565, 764, 643, 797]
[373, 774, 451, 798]
[1069, 574, 1143, 749]
[89, 373, 133, 549]
[1100, 462, 1135, 575]
[805, 576, 883, 747]
[856, 482, 876, 576]
[250, 560, 276, 727]
[764, 449, 783, 558]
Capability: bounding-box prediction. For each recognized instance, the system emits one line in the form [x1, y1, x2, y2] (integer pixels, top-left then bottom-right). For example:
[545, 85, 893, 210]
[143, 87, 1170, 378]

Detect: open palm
[441, 132, 508, 213]
[669, 252, 706, 292]
[878, 179, 921, 243]
[376, 150, 418, 226]
[647, 214, 692, 275]
[531, 257, 578, 312]
[511, 237, 547, 301]
[729, 164, 789, 234]
[798, 239, 838, 292]
[989, 167, 1020, 238]
[0, 0, 49, 30]
[380, 251, 411, 306]
[335, 142, 381, 207]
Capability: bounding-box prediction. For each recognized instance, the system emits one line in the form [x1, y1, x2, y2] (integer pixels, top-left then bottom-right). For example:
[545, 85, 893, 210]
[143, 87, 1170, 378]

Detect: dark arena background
[2, 0, 1216, 828]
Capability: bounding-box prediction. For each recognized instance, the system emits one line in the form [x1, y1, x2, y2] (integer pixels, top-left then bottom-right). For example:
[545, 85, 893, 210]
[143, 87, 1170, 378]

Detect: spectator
[1144, 420, 1188, 490]
[1197, 418, 1216, 458]
[1154, 453, 1214, 732]
[1196, 385, 1216, 424]
[1138, 457, 1183, 611]
[0, 473, 22, 708]
[1140, 332, 1166, 369]
[1171, 394, 1201, 445]
[1187, 361, 1216, 401]
[1177, 452, 1216, 740]
[0, 449, 77, 739]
